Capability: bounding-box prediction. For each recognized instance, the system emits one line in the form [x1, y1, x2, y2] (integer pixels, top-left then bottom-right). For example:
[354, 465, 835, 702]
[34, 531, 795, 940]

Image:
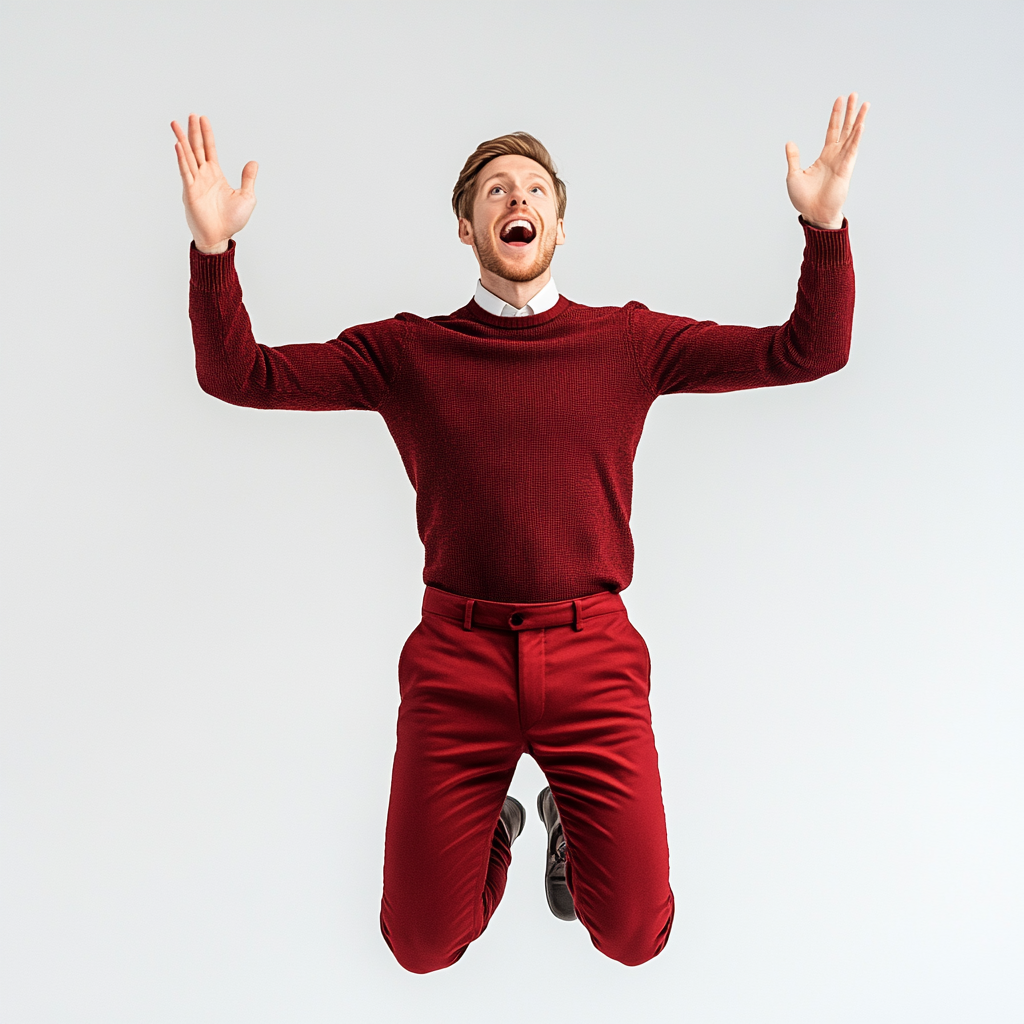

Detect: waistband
[422, 586, 625, 632]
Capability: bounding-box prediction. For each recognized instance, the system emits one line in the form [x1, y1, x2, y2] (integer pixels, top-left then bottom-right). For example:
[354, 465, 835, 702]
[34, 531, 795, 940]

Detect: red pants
[380, 587, 674, 972]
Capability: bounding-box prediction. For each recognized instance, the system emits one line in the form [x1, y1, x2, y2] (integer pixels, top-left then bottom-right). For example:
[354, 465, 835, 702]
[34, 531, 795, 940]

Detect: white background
[2, 2, 1021, 1021]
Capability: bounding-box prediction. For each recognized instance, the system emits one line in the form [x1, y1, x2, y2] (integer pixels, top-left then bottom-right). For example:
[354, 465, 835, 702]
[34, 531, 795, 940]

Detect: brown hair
[452, 132, 567, 222]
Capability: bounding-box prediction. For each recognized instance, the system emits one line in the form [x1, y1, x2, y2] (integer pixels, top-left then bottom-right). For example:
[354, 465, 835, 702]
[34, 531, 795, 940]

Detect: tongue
[503, 225, 535, 243]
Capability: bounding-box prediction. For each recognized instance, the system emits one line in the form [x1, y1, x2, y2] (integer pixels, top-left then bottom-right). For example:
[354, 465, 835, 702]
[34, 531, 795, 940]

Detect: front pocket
[396, 619, 425, 699]
[627, 619, 653, 691]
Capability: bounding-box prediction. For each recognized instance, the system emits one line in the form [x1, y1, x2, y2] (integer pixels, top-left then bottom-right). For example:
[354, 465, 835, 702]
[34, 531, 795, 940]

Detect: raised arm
[630, 95, 867, 396]
[174, 116, 404, 411]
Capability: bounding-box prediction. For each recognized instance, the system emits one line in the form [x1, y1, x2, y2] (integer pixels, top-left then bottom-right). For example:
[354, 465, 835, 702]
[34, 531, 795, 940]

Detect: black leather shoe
[499, 796, 526, 845]
[537, 786, 577, 921]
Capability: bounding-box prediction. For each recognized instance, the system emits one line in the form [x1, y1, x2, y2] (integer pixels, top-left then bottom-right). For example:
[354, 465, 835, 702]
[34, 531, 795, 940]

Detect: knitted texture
[189, 221, 854, 602]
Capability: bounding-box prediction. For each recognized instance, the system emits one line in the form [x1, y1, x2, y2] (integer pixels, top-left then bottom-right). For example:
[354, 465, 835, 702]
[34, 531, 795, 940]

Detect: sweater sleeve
[188, 242, 404, 411]
[628, 219, 855, 396]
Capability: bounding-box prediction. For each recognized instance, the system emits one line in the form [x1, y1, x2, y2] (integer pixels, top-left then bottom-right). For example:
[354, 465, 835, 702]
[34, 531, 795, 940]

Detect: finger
[785, 141, 801, 176]
[842, 118, 867, 164]
[836, 119, 867, 176]
[824, 96, 843, 147]
[170, 120, 199, 177]
[840, 92, 858, 139]
[240, 160, 258, 195]
[188, 113, 206, 165]
[199, 115, 219, 167]
[839, 103, 870, 158]
[174, 141, 194, 186]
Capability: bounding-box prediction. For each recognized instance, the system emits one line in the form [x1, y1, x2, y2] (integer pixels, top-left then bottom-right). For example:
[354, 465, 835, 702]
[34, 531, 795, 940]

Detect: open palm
[171, 114, 257, 253]
[786, 94, 869, 229]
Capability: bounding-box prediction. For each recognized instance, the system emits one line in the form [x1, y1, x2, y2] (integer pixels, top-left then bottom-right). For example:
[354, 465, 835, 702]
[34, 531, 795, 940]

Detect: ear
[555, 219, 566, 246]
[458, 216, 475, 247]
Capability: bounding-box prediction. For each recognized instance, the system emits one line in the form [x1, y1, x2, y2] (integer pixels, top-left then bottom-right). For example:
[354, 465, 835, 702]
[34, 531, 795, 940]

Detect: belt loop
[572, 599, 584, 631]
[463, 599, 475, 631]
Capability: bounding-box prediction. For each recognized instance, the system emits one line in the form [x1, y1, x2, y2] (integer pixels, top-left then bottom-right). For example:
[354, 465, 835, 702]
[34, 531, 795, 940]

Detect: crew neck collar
[464, 293, 572, 329]
[473, 277, 560, 318]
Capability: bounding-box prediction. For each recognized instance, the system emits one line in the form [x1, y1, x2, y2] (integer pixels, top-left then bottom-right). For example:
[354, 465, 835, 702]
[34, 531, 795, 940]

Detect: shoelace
[554, 830, 567, 863]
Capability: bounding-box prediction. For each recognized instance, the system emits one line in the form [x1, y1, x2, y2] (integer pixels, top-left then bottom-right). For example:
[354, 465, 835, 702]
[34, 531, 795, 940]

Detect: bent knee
[380, 914, 468, 974]
[594, 930, 671, 967]
[588, 897, 675, 967]
[389, 947, 462, 974]
[604, 937, 669, 967]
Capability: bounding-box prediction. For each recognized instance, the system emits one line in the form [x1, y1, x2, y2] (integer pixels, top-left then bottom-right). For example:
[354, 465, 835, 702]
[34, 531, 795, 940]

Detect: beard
[474, 227, 558, 283]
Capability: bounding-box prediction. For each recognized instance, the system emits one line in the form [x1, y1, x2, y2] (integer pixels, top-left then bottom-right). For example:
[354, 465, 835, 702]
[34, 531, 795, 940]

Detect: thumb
[240, 160, 258, 195]
[785, 141, 801, 176]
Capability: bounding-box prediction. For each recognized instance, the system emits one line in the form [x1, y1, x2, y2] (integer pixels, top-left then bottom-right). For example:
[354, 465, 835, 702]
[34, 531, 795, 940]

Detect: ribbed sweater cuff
[800, 216, 851, 265]
[189, 239, 237, 290]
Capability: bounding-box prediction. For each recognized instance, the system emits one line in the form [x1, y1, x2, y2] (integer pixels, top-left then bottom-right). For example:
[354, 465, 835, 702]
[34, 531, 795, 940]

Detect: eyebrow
[481, 171, 551, 189]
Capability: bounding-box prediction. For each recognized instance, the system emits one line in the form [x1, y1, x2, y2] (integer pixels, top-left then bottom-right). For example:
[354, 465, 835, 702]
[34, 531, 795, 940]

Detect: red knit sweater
[189, 220, 854, 602]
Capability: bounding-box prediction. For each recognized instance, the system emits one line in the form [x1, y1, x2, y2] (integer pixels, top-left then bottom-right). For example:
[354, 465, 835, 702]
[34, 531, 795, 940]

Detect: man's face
[458, 155, 566, 282]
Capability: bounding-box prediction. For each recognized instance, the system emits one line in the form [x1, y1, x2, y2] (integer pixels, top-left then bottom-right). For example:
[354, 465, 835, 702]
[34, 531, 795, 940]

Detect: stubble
[474, 226, 558, 283]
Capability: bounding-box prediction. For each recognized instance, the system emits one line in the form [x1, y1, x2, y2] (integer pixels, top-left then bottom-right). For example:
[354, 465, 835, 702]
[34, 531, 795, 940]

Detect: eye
[530, 186, 543, 194]
[489, 186, 505, 195]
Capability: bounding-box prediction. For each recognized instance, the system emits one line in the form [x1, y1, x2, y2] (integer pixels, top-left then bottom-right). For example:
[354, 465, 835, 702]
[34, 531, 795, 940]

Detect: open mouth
[499, 218, 536, 245]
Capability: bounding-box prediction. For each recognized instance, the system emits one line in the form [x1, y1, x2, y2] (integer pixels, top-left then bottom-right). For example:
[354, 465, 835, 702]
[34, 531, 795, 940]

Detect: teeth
[504, 219, 534, 232]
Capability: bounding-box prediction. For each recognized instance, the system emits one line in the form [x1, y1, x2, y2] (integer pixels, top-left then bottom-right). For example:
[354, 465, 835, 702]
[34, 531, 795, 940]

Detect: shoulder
[336, 315, 410, 339]
[557, 299, 690, 324]
[331, 316, 412, 361]
[564, 299, 641, 317]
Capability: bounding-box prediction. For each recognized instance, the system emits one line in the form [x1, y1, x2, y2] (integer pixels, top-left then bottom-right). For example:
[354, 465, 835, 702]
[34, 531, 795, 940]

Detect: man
[172, 95, 868, 973]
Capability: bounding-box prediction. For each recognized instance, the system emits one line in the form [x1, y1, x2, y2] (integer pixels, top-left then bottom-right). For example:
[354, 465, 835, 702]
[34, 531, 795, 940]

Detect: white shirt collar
[473, 277, 560, 318]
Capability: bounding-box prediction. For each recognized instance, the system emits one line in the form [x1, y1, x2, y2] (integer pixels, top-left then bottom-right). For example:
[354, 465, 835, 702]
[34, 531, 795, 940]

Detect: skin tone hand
[171, 114, 258, 253]
[786, 94, 869, 230]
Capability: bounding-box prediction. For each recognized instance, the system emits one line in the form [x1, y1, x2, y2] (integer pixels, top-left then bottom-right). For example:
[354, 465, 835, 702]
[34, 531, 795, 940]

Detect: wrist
[801, 214, 844, 231]
[195, 239, 231, 254]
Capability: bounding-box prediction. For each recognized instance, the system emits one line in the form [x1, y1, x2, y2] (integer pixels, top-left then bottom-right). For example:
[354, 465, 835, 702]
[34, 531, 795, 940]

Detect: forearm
[769, 217, 855, 382]
[188, 242, 279, 407]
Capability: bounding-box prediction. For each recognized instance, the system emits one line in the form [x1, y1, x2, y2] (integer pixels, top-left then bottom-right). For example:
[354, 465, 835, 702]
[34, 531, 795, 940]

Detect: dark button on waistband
[509, 612, 525, 627]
